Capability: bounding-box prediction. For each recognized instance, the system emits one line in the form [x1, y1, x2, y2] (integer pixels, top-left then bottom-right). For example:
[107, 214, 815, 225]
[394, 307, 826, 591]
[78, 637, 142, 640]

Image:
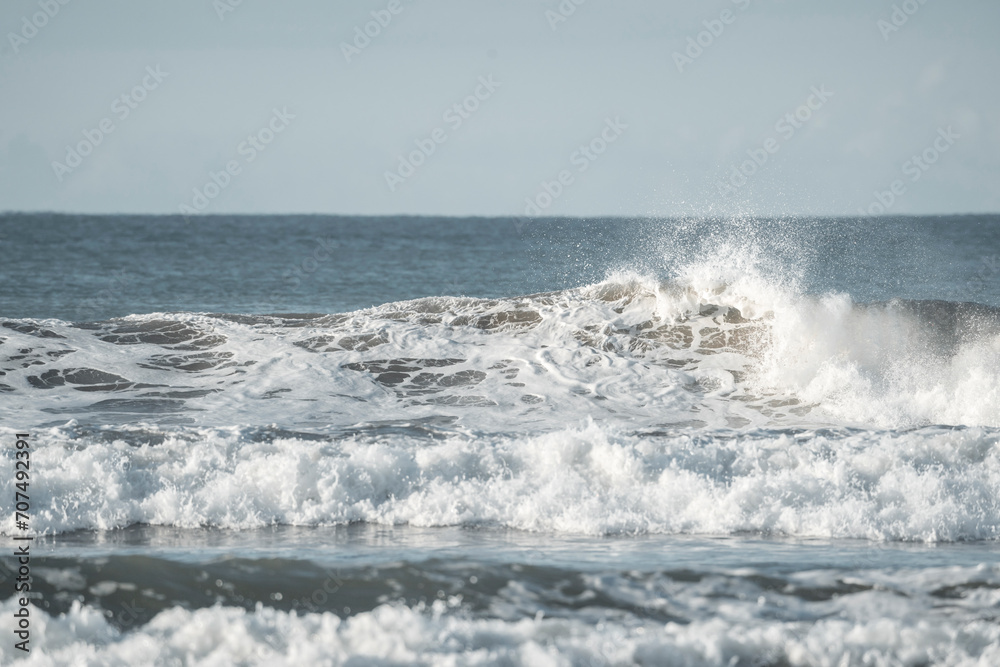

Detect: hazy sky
[1, 0, 998, 217]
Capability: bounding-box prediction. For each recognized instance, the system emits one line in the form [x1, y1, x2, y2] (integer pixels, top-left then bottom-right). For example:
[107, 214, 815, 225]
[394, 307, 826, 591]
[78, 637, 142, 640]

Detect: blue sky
[1, 0, 998, 217]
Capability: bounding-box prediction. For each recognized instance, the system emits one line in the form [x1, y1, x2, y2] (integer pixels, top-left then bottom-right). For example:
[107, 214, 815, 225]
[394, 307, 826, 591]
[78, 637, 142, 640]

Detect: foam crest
[3, 422, 998, 540]
[2, 246, 998, 431]
[3, 592, 998, 666]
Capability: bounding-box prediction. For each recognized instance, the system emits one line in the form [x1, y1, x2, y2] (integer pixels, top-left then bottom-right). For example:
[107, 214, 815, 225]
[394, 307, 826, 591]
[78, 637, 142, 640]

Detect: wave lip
[4, 273, 1000, 431]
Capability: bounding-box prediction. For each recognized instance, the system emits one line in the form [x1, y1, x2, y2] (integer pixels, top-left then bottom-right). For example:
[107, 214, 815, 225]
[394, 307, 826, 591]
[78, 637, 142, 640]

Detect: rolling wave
[3, 255, 998, 539]
[2, 269, 998, 431]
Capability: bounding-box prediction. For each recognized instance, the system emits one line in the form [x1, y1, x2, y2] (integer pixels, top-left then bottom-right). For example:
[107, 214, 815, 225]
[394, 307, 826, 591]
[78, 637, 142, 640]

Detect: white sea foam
[2, 421, 998, 540]
[2, 590, 998, 666]
[1, 247, 997, 434]
[2, 247, 999, 538]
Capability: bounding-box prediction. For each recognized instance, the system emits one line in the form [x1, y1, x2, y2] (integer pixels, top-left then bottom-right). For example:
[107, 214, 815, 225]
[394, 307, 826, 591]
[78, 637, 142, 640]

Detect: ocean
[1, 213, 999, 665]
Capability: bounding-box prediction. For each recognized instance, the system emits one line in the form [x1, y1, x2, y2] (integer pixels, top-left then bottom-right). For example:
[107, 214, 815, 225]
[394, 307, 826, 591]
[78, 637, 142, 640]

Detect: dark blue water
[2, 213, 998, 321]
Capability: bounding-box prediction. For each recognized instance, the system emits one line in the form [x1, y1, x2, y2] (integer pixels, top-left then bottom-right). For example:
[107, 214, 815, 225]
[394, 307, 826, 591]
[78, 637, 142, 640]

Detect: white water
[3, 245, 1000, 664]
[3, 249, 1000, 539]
[4, 573, 999, 666]
[2, 267, 998, 433]
[2, 421, 998, 540]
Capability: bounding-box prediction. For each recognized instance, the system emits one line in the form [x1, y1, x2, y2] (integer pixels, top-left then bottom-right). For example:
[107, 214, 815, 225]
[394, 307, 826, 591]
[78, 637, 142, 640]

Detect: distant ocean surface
[2, 213, 999, 665]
